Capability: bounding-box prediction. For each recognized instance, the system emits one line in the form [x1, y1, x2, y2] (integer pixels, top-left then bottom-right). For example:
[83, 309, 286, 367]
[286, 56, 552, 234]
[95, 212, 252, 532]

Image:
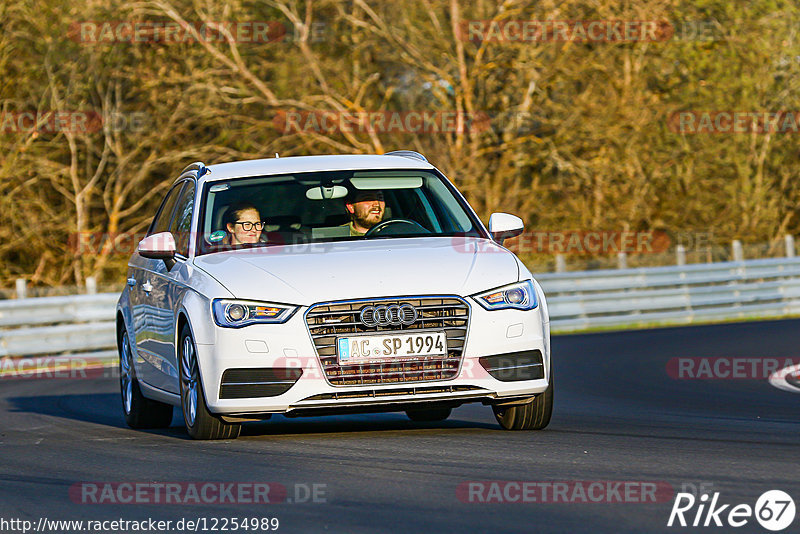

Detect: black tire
[179, 324, 241, 440]
[492, 372, 553, 431]
[406, 406, 452, 422]
[118, 329, 173, 429]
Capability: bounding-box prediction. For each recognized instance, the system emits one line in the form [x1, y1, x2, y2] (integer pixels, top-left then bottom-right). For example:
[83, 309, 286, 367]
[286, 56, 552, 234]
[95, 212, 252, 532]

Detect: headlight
[212, 299, 298, 328]
[473, 280, 538, 311]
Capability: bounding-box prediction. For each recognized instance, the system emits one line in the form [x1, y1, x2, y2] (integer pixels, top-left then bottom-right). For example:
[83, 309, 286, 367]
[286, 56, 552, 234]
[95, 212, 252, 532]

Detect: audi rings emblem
[359, 303, 418, 327]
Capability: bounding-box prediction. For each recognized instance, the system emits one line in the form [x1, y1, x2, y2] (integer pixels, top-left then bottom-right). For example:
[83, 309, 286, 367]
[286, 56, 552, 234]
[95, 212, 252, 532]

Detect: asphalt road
[1, 319, 799, 534]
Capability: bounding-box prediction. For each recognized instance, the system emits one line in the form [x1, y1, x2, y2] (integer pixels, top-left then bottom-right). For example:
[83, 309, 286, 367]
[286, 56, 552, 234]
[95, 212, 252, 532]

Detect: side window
[149, 183, 185, 236]
[170, 181, 196, 257]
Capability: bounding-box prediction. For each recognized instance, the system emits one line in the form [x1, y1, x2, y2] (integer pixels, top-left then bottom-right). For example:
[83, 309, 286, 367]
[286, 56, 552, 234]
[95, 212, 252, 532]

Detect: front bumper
[195, 299, 550, 415]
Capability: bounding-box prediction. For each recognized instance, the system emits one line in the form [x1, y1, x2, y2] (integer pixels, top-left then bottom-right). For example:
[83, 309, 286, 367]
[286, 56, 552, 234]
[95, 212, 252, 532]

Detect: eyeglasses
[234, 221, 266, 231]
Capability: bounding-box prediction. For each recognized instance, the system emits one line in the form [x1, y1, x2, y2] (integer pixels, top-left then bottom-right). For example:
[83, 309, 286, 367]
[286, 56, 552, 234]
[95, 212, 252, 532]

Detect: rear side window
[149, 183, 185, 236]
[170, 182, 196, 257]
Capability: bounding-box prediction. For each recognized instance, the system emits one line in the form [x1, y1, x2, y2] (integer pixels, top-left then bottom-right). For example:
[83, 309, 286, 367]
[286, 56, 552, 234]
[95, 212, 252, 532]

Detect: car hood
[193, 236, 519, 306]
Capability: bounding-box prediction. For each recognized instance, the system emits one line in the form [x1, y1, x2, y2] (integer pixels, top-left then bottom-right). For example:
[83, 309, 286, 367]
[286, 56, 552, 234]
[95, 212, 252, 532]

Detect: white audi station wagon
[116, 151, 552, 439]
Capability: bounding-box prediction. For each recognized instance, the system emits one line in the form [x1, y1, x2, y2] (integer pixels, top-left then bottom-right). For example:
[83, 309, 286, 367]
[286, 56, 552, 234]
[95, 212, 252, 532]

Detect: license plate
[337, 332, 447, 364]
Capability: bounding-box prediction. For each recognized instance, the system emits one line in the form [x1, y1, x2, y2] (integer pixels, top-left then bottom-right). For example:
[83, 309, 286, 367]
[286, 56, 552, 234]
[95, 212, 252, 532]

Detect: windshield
[196, 169, 486, 255]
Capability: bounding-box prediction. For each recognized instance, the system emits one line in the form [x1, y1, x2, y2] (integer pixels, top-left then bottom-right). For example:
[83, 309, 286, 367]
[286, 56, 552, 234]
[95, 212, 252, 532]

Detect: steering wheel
[364, 219, 431, 237]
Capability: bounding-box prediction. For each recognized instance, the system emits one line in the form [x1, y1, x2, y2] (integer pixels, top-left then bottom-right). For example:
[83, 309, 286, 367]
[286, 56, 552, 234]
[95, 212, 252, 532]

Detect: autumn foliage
[1, 0, 799, 288]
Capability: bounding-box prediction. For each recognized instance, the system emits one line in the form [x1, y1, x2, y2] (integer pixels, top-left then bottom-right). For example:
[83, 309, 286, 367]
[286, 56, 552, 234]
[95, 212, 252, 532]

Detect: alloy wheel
[181, 335, 199, 427]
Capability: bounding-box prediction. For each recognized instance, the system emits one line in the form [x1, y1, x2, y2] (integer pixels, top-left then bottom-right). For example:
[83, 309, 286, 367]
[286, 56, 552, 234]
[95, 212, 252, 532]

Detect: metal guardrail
[0, 294, 118, 366]
[2, 256, 800, 361]
[536, 257, 800, 331]
[0, 293, 118, 328]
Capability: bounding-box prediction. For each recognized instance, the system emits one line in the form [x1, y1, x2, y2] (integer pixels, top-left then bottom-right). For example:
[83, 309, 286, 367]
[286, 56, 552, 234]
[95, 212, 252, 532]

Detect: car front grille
[305, 296, 470, 386]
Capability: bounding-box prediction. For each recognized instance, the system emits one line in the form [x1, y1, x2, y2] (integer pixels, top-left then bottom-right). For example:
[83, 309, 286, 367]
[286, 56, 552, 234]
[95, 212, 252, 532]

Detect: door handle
[127, 278, 137, 287]
[142, 281, 153, 293]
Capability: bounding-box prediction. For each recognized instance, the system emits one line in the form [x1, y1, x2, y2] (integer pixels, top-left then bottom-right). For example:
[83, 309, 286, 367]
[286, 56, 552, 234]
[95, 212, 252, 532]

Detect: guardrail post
[786, 235, 796, 258]
[676, 245, 686, 266]
[617, 252, 628, 269]
[86, 276, 97, 295]
[15, 279, 26, 299]
[732, 240, 744, 262]
[555, 254, 566, 273]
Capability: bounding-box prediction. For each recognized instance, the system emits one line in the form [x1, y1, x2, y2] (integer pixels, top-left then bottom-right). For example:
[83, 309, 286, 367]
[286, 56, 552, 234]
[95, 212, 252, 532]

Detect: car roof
[192, 154, 435, 185]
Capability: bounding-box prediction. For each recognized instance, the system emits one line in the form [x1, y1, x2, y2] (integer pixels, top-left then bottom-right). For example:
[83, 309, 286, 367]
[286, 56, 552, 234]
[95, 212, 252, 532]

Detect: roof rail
[180, 161, 211, 178]
[383, 150, 428, 162]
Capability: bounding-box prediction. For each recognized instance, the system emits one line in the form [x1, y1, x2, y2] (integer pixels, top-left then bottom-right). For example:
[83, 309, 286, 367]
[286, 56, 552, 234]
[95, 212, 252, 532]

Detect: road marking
[768, 363, 800, 393]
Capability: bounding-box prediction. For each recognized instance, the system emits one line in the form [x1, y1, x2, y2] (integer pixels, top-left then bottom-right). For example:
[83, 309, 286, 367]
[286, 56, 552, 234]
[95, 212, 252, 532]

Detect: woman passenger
[223, 203, 265, 245]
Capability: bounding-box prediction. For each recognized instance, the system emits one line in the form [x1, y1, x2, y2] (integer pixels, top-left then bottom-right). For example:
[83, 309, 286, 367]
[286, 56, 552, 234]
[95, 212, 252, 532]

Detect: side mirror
[138, 232, 177, 267]
[488, 213, 524, 244]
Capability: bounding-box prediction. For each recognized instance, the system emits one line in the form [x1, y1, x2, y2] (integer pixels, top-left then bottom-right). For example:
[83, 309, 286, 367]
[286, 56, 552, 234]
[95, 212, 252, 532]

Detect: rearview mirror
[138, 232, 177, 264]
[306, 185, 348, 200]
[488, 213, 524, 244]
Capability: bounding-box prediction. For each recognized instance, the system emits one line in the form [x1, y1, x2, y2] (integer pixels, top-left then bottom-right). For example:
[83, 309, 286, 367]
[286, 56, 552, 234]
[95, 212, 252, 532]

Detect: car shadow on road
[239, 414, 498, 438]
[5, 393, 189, 439]
[6, 392, 498, 440]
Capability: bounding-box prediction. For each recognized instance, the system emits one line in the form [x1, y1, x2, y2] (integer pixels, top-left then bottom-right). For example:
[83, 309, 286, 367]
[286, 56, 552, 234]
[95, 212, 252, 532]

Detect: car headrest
[268, 215, 302, 231]
[324, 213, 350, 226]
[213, 205, 230, 233]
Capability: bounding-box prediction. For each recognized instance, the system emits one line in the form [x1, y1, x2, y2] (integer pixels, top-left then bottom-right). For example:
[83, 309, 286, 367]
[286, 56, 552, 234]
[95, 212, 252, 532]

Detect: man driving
[344, 189, 385, 236]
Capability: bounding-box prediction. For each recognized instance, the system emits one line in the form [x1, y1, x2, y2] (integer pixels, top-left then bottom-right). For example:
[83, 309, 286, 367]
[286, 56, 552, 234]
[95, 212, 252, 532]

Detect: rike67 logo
[667, 490, 796, 531]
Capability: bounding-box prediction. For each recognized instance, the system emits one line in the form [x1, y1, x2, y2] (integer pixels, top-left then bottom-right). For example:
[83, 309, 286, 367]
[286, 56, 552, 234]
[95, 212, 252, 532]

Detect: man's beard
[358, 208, 383, 227]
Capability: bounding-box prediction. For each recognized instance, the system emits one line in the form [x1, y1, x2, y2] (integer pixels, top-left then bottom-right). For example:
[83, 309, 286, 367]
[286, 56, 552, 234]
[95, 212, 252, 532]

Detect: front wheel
[119, 330, 173, 429]
[179, 324, 241, 440]
[492, 373, 553, 431]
